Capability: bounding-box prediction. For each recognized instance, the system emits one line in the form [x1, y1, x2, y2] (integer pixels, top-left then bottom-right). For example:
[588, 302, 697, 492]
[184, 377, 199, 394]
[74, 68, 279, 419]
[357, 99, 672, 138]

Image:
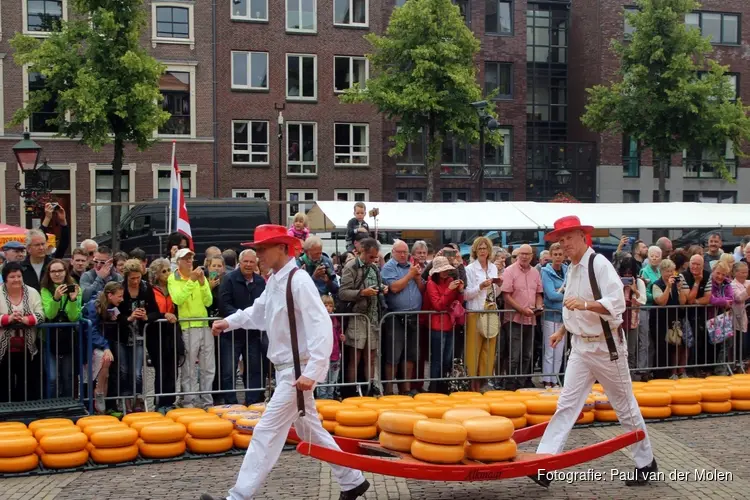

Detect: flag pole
[168, 140, 176, 234]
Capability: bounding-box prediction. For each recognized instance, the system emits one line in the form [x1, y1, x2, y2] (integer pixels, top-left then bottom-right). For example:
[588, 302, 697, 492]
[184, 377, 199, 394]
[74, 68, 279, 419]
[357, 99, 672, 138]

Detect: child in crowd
[287, 212, 310, 243]
[318, 295, 345, 400]
[345, 202, 370, 251]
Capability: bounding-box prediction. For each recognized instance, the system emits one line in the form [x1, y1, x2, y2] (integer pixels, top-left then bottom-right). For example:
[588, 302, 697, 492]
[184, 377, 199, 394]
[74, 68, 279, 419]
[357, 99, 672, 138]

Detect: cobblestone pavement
[2, 415, 749, 500]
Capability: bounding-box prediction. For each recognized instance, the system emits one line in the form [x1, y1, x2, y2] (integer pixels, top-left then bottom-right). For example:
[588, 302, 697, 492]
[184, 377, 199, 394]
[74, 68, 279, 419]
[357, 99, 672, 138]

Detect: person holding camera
[40, 258, 83, 399]
[297, 236, 339, 297]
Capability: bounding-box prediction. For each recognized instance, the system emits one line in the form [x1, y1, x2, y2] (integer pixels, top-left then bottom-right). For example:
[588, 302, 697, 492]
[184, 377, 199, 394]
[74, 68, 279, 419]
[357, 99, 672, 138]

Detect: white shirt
[464, 259, 499, 311]
[224, 258, 333, 383]
[562, 247, 626, 352]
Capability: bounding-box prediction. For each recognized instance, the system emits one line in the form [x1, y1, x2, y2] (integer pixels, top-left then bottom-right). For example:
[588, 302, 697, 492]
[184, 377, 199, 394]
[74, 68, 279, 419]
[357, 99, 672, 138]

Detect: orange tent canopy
[0, 223, 56, 248]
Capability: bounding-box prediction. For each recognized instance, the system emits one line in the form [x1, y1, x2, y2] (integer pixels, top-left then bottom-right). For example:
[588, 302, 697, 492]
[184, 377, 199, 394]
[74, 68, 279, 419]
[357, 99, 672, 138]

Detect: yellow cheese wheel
[592, 383, 604, 393]
[730, 386, 750, 400]
[595, 409, 618, 422]
[0, 454, 38, 473]
[138, 440, 186, 458]
[315, 400, 339, 410]
[90, 428, 139, 448]
[483, 390, 514, 398]
[342, 397, 378, 406]
[668, 390, 702, 404]
[594, 396, 612, 411]
[379, 430, 415, 452]
[122, 412, 164, 425]
[670, 403, 702, 416]
[705, 375, 731, 383]
[378, 411, 428, 435]
[176, 413, 220, 426]
[40, 449, 89, 469]
[235, 413, 263, 435]
[232, 432, 251, 449]
[187, 419, 234, 439]
[0, 436, 38, 458]
[335, 409, 379, 427]
[631, 381, 647, 389]
[379, 395, 413, 403]
[702, 401, 732, 413]
[442, 408, 491, 424]
[503, 393, 539, 402]
[461, 416, 514, 443]
[140, 422, 187, 443]
[465, 439, 517, 462]
[700, 388, 731, 402]
[635, 392, 671, 407]
[576, 412, 595, 425]
[334, 424, 378, 440]
[221, 411, 256, 424]
[359, 402, 397, 412]
[322, 420, 338, 433]
[76, 415, 120, 430]
[83, 423, 128, 438]
[525, 414, 553, 425]
[489, 401, 526, 418]
[29, 419, 74, 433]
[208, 405, 247, 415]
[582, 398, 596, 411]
[40, 432, 88, 454]
[413, 393, 446, 402]
[448, 391, 482, 400]
[451, 403, 491, 412]
[412, 419, 467, 445]
[395, 401, 422, 410]
[186, 435, 234, 454]
[247, 403, 267, 413]
[166, 408, 206, 420]
[319, 404, 358, 421]
[0, 429, 33, 439]
[130, 418, 170, 433]
[0, 422, 27, 431]
[90, 444, 139, 464]
[509, 416, 527, 429]
[732, 374, 750, 380]
[34, 426, 80, 441]
[731, 399, 750, 411]
[524, 399, 558, 415]
[647, 378, 677, 386]
[640, 406, 671, 419]
[411, 440, 464, 464]
[414, 405, 451, 419]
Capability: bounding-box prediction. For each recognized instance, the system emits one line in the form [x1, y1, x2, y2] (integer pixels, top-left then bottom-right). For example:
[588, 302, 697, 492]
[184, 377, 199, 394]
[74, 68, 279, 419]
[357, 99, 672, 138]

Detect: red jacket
[426, 276, 462, 332]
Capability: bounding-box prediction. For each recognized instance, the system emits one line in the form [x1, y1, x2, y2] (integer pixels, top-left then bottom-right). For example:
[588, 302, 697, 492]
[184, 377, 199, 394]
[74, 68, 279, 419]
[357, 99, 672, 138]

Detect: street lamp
[555, 169, 572, 186]
[470, 101, 500, 187]
[12, 131, 41, 172]
[277, 111, 284, 224]
[12, 132, 53, 215]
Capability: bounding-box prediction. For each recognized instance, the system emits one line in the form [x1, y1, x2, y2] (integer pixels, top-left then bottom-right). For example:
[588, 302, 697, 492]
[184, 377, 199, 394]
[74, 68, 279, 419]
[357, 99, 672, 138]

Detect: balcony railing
[623, 156, 640, 177]
[395, 164, 426, 177]
[440, 164, 471, 177]
[483, 165, 513, 178]
[684, 159, 738, 179]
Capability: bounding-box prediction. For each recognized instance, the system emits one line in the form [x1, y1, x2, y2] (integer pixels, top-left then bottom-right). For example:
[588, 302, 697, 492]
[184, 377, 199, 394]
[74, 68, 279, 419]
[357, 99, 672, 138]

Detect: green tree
[11, 0, 169, 250]
[341, 0, 497, 201]
[582, 0, 750, 203]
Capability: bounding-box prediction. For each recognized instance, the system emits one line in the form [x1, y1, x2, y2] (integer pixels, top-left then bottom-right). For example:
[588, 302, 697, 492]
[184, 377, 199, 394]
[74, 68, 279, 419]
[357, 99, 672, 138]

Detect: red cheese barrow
[290, 419, 645, 482]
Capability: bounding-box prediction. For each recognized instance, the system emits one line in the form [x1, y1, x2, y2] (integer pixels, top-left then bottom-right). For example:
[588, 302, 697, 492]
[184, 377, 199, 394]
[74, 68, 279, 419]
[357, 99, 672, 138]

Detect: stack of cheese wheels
[166, 407, 206, 421]
[334, 407, 379, 440]
[124, 412, 169, 433]
[700, 385, 732, 414]
[208, 405, 247, 416]
[729, 379, 750, 411]
[594, 393, 618, 422]
[175, 412, 221, 427]
[233, 411, 262, 449]
[378, 410, 427, 453]
[36, 418, 91, 470]
[222, 410, 257, 426]
[138, 421, 188, 459]
[247, 402, 267, 414]
[89, 425, 139, 464]
[186, 418, 234, 454]
[462, 416, 517, 462]
[380, 395, 413, 403]
[488, 400, 527, 429]
[524, 396, 558, 425]
[342, 396, 378, 406]
[574, 396, 595, 425]
[636, 391, 672, 419]
[410, 418, 467, 464]
[668, 388, 702, 416]
[0, 422, 39, 473]
[319, 403, 357, 434]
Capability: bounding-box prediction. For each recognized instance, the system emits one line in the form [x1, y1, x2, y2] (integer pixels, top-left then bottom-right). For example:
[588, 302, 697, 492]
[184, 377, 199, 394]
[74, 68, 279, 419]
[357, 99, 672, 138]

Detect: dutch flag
[168, 141, 193, 250]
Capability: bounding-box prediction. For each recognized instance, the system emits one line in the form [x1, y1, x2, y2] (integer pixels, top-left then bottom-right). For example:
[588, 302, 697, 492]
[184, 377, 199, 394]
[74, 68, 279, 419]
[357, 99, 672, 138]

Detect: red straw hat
[241, 224, 302, 257]
[544, 216, 594, 242]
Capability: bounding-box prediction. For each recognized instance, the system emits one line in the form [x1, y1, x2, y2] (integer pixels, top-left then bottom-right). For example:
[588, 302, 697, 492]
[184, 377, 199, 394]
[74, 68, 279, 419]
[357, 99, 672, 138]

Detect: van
[94, 199, 270, 258]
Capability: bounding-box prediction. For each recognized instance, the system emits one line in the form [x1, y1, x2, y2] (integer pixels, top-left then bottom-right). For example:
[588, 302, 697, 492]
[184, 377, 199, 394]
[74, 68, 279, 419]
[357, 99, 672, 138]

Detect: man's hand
[295, 375, 315, 391]
[408, 264, 421, 279]
[360, 286, 378, 297]
[165, 312, 177, 324]
[564, 297, 585, 311]
[96, 261, 112, 280]
[357, 227, 368, 233]
[521, 307, 535, 317]
[212, 319, 229, 336]
[313, 265, 327, 279]
[190, 267, 203, 282]
[56, 205, 67, 225]
[550, 329, 565, 348]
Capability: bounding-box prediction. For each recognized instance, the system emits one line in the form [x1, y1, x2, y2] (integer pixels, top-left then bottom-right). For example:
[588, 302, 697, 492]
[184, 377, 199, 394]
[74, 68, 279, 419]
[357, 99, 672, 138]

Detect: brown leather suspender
[587, 253, 620, 362]
[285, 267, 306, 416]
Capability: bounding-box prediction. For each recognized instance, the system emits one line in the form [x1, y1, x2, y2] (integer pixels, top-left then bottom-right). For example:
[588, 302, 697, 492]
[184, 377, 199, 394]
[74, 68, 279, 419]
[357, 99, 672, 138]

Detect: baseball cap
[2, 241, 26, 251]
[175, 248, 195, 260]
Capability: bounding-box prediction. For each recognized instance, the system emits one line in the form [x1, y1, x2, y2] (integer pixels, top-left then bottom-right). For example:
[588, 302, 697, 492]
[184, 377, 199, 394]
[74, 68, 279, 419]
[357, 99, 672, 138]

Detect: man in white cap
[532, 216, 656, 488]
[202, 225, 369, 500]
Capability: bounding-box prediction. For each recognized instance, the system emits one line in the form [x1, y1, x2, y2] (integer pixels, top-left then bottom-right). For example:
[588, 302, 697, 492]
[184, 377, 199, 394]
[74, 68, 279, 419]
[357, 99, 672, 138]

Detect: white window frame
[151, 163, 197, 198]
[286, 54, 318, 101]
[88, 163, 136, 237]
[333, 56, 368, 93]
[157, 63, 197, 139]
[232, 189, 270, 200]
[0, 56, 4, 136]
[334, 123, 369, 166]
[286, 189, 318, 225]
[333, 0, 369, 28]
[286, 0, 317, 33]
[286, 122, 317, 176]
[18, 163, 77, 246]
[230, 51, 269, 91]
[334, 189, 370, 202]
[22, 0, 68, 36]
[232, 120, 270, 165]
[151, 2, 195, 49]
[22, 64, 71, 136]
[485, 127, 512, 165]
[230, 0, 269, 22]
[0, 163, 6, 223]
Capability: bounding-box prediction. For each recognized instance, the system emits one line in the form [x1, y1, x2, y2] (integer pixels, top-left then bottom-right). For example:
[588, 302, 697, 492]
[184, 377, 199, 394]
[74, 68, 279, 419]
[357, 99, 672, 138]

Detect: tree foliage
[341, 0, 497, 201]
[581, 0, 750, 202]
[11, 0, 169, 249]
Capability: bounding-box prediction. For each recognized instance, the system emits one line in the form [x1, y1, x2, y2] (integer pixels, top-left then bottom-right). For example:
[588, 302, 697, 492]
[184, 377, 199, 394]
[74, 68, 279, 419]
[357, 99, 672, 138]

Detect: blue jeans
[317, 360, 340, 400]
[429, 330, 454, 390]
[219, 330, 265, 405]
[45, 353, 75, 399]
[116, 343, 144, 397]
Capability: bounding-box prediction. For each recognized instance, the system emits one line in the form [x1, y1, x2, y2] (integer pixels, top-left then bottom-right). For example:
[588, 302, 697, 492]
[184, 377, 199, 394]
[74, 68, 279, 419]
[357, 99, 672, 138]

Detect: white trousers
[542, 320, 566, 383]
[181, 327, 215, 408]
[228, 367, 365, 500]
[536, 338, 654, 469]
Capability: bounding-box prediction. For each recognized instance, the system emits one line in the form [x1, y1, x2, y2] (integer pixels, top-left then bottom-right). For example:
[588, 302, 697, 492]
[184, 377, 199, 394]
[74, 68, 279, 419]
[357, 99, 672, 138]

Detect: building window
[155, 168, 193, 199]
[684, 139, 737, 179]
[232, 189, 269, 200]
[334, 123, 369, 166]
[395, 0, 407, 7]
[683, 191, 737, 204]
[440, 135, 469, 177]
[27, 71, 59, 133]
[483, 190, 512, 202]
[232, 120, 269, 165]
[652, 190, 671, 202]
[287, 0, 316, 32]
[159, 70, 192, 136]
[25, 0, 64, 34]
[442, 190, 470, 202]
[93, 169, 131, 235]
[286, 54, 317, 100]
[484, 62, 512, 99]
[334, 189, 369, 202]
[686, 12, 739, 44]
[485, 0, 512, 35]
[231, 51, 269, 90]
[622, 136, 640, 177]
[151, 3, 194, 47]
[287, 122, 317, 175]
[334, 56, 368, 93]
[624, 7, 638, 38]
[287, 190, 317, 223]
[484, 128, 512, 177]
[452, 0, 470, 24]
[396, 190, 424, 202]
[395, 130, 426, 176]
[623, 190, 640, 203]
[334, 0, 368, 27]
[231, 0, 268, 22]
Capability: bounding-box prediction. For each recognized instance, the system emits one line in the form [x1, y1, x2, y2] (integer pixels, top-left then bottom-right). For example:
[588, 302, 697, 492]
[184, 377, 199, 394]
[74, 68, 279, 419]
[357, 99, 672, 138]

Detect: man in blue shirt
[381, 240, 425, 395]
[296, 236, 339, 296]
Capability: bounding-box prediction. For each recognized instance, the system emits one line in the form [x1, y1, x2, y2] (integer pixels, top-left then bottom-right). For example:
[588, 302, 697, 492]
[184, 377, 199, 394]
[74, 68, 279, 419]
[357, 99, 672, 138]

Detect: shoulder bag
[476, 270, 500, 339]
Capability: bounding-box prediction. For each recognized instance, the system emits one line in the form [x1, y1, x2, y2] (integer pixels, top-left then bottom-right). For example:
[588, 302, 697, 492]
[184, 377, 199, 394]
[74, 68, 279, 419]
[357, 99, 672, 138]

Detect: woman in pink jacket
[709, 262, 735, 375]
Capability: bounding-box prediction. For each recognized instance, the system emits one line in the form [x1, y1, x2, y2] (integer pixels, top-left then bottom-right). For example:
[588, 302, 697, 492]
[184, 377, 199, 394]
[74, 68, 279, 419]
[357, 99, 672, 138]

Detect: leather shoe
[625, 458, 658, 486]
[529, 470, 552, 488]
[340, 479, 371, 499]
